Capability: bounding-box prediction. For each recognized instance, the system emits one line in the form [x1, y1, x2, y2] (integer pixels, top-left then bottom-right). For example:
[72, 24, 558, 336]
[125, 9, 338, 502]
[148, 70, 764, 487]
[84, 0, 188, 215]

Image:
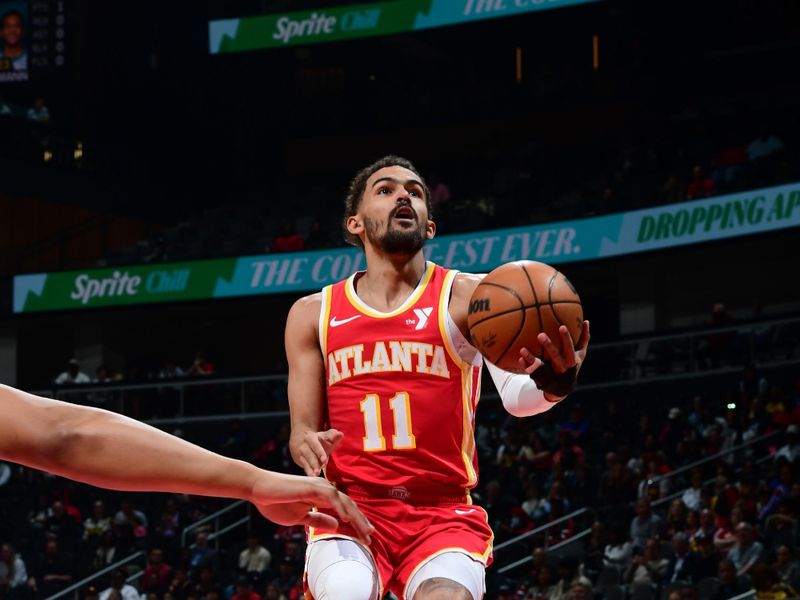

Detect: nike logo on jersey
[329, 315, 361, 327]
[413, 307, 433, 330]
[455, 509, 476, 515]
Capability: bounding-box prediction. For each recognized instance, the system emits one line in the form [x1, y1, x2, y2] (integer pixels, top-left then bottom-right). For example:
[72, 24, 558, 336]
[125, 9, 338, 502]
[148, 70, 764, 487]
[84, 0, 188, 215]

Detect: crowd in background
[2, 359, 798, 600]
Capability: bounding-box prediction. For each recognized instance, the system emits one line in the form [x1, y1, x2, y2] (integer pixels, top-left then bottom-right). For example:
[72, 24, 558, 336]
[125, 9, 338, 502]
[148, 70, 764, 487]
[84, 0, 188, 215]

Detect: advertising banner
[13, 182, 800, 313]
[209, 0, 599, 54]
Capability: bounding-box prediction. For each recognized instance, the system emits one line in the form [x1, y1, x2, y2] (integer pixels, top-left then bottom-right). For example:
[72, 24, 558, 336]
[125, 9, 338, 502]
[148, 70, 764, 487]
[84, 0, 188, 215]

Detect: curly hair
[342, 155, 432, 248]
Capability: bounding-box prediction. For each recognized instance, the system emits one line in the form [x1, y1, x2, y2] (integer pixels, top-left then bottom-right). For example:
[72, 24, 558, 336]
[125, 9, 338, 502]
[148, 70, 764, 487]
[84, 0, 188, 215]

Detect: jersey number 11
[360, 392, 416, 451]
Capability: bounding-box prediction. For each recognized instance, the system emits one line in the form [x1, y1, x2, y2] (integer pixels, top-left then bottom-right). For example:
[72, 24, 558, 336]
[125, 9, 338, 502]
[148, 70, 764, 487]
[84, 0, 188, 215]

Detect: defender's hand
[251, 472, 373, 543]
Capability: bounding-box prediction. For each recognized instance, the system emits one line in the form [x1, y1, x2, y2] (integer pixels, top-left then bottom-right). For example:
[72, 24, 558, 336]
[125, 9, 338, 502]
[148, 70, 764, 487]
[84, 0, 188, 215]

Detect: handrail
[496, 527, 592, 574]
[648, 430, 779, 491]
[181, 499, 248, 547]
[726, 590, 756, 600]
[44, 551, 144, 600]
[493, 508, 591, 552]
[588, 315, 800, 350]
[31, 373, 289, 397]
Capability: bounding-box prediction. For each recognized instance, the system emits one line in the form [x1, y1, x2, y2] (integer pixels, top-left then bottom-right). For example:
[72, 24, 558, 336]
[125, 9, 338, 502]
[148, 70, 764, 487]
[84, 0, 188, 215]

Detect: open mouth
[393, 206, 416, 221]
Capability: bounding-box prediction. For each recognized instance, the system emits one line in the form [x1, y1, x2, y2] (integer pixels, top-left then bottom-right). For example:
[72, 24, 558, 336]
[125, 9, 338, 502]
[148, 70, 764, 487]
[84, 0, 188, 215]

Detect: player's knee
[412, 578, 473, 600]
[311, 561, 377, 600]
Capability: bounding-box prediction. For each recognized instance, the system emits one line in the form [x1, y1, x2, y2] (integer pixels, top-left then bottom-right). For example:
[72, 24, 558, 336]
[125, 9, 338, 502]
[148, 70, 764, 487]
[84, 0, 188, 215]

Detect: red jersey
[319, 262, 482, 499]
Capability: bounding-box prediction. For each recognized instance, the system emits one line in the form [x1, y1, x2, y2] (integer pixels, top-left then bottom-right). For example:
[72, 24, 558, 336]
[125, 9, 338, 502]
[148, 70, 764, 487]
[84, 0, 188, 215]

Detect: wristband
[530, 363, 577, 397]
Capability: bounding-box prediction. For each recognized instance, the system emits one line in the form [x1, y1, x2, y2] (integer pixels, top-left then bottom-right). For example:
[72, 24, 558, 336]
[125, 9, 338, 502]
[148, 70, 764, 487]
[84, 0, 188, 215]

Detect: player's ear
[346, 215, 363, 237]
[426, 219, 436, 240]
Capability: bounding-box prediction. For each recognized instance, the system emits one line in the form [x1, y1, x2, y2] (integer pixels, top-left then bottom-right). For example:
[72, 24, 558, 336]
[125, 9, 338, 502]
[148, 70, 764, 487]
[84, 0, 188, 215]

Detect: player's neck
[357, 250, 427, 312]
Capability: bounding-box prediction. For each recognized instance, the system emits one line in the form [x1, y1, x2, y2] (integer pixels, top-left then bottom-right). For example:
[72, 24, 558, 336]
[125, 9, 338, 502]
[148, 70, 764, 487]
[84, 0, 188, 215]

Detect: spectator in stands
[93, 530, 119, 570]
[711, 558, 749, 600]
[664, 532, 700, 584]
[603, 527, 633, 568]
[159, 360, 185, 379]
[665, 499, 688, 538]
[523, 547, 550, 588]
[773, 545, 800, 590]
[217, 420, 249, 460]
[728, 522, 764, 576]
[759, 463, 794, 521]
[525, 565, 556, 600]
[189, 531, 218, 573]
[561, 404, 590, 441]
[746, 128, 784, 162]
[167, 568, 192, 600]
[26, 97, 49, 123]
[550, 557, 589, 600]
[630, 498, 663, 549]
[84, 585, 98, 600]
[681, 469, 705, 512]
[428, 173, 451, 209]
[686, 166, 715, 199]
[187, 352, 216, 377]
[83, 500, 111, 544]
[0, 543, 27, 596]
[581, 522, 607, 582]
[598, 452, 637, 507]
[141, 548, 171, 596]
[230, 576, 261, 600]
[751, 562, 798, 600]
[269, 556, 299, 599]
[92, 365, 115, 383]
[566, 580, 591, 600]
[238, 534, 271, 585]
[29, 539, 73, 597]
[693, 535, 720, 582]
[45, 500, 81, 544]
[99, 570, 138, 600]
[774, 425, 800, 463]
[691, 509, 718, 548]
[624, 538, 668, 594]
[270, 221, 305, 253]
[113, 500, 148, 539]
[263, 583, 285, 600]
[54, 358, 91, 385]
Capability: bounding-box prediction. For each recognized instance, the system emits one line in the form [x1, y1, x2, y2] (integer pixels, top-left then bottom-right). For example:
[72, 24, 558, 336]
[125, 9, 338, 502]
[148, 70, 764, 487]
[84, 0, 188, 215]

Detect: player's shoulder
[287, 292, 323, 326]
[451, 271, 486, 300]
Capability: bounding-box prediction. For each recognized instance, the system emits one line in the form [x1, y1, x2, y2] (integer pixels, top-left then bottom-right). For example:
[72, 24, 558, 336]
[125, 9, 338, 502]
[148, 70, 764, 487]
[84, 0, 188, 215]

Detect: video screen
[0, 1, 28, 82]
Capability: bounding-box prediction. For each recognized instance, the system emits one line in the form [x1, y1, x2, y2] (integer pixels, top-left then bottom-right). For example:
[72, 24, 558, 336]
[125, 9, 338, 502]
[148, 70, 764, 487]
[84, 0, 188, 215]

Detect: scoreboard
[0, 0, 69, 84]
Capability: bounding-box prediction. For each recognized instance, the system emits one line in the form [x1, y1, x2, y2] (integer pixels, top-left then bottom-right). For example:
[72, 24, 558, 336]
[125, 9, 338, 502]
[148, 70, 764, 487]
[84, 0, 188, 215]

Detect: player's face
[349, 165, 435, 255]
[2, 15, 22, 46]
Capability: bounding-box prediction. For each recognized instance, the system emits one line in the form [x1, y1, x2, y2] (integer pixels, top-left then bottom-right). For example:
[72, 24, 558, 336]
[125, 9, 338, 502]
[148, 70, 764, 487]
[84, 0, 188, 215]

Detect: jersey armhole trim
[319, 286, 333, 359]
[438, 271, 483, 368]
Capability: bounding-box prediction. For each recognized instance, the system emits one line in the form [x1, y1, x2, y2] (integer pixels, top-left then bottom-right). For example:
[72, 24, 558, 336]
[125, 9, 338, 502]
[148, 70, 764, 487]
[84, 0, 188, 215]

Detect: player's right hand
[295, 428, 343, 477]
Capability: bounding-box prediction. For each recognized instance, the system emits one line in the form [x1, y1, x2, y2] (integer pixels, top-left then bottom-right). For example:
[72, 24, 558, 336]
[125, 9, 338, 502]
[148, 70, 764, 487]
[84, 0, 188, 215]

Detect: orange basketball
[467, 261, 583, 373]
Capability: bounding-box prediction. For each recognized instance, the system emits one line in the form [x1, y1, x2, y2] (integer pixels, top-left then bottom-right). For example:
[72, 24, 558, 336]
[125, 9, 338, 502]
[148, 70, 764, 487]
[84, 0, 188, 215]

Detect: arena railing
[181, 499, 252, 549]
[30, 315, 800, 423]
[496, 527, 593, 575]
[649, 430, 781, 509]
[44, 550, 145, 600]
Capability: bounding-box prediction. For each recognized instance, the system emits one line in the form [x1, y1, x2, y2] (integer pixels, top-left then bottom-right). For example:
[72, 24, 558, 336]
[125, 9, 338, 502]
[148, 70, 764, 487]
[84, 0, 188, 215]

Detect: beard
[364, 213, 427, 256]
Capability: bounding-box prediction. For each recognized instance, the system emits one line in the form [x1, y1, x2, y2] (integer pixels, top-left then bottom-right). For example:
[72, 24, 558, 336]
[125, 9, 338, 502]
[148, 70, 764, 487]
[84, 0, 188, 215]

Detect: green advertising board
[209, 0, 601, 54]
[13, 182, 800, 313]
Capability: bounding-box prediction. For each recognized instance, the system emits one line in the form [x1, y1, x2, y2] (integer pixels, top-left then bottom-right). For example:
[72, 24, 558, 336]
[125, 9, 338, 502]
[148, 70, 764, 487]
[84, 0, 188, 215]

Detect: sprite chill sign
[13, 182, 800, 313]
[209, 0, 600, 54]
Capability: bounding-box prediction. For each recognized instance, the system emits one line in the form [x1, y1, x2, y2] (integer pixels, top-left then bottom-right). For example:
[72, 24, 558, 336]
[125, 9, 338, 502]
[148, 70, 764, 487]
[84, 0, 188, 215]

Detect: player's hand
[295, 428, 344, 477]
[518, 320, 590, 399]
[250, 471, 373, 543]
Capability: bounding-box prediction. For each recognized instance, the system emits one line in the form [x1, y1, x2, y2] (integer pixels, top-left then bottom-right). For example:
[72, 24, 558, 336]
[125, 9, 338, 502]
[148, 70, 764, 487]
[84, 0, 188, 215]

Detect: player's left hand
[518, 320, 590, 400]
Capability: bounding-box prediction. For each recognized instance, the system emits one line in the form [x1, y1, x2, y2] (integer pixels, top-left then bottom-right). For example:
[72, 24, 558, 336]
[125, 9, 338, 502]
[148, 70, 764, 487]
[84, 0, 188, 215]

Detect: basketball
[467, 261, 583, 373]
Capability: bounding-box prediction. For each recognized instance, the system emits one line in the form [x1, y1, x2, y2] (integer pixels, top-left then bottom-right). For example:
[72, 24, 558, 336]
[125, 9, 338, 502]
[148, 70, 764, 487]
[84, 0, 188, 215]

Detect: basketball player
[286, 156, 590, 600]
[0, 384, 374, 539]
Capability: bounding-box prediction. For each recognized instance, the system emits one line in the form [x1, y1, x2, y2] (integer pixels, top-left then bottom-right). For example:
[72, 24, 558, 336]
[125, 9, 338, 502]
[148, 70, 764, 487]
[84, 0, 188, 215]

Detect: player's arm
[450, 272, 590, 416]
[285, 294, 343, 477]
[0, 384, 372, 539]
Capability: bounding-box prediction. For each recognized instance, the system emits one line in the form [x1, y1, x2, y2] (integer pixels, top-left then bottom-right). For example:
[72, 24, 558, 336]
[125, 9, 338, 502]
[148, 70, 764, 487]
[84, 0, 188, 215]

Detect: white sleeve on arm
[484, 360, 559, 417]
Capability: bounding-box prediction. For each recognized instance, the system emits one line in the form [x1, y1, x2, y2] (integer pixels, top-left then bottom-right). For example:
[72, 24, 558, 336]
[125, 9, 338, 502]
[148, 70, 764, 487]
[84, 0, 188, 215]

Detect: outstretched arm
[0, 384, 372, 539]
